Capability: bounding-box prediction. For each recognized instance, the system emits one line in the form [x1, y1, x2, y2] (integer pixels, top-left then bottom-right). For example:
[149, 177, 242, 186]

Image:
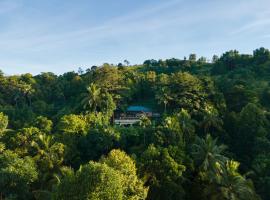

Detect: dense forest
[1, 47, 270, 200]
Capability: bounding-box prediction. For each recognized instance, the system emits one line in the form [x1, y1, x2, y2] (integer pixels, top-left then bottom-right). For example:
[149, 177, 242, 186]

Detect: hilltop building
[114, 106, 159, 126]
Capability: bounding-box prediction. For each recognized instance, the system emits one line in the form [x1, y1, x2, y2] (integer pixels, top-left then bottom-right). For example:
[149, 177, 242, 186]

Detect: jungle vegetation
[1, 47, 270, 199]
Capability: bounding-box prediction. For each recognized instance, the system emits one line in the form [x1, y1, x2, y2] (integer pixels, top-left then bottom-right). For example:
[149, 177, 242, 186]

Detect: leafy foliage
[1, 48, 270, 199]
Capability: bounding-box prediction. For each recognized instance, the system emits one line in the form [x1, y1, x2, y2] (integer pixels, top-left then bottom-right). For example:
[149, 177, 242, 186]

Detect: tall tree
[81, 83, 101, 113]
[31, 134, 65, 190]
[200, 107, 223, 135]
[0, 112, 8, 137]
[53, 161, 124, 200]
[139, 115, 152, 145]
[100, 149, 148, 200]
[191, 134, 227, 182]
[0, 150, 38, 200]
[140, 145, 186, 200]
[155, 87, 172, 113]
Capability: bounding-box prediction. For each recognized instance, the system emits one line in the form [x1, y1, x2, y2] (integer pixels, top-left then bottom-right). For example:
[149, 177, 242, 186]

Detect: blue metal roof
[127, 106, 152, 112]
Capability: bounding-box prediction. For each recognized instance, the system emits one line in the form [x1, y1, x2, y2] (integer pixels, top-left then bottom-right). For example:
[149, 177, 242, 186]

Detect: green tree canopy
[100, 149, 148, 200]
[53, 161, 123, 200]
[0, 150, 38, 200]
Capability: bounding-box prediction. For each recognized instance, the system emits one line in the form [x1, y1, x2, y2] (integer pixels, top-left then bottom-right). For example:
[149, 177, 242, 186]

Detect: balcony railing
[114, 118, 140, 125]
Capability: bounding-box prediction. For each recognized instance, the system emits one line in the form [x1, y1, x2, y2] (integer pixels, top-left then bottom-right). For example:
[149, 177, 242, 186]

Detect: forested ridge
[1, 48, 270, 199]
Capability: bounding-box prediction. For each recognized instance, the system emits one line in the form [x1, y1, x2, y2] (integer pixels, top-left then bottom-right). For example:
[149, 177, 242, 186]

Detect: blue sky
[0, 0, 270, 75]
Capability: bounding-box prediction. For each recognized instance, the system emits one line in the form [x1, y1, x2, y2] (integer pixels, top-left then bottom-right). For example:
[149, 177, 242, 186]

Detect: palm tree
[22, 84, 35, 108]
[203, 160, 260, 200]
[201, 109, 223, 134]
[177, 109, 196, 142]
[81, 83, 101, 113]
[192, 135, 259, 200]
[13, 90, 20, 108]
[155, 87, 172, 113]
[32, 134, 56, 168]
[191, 134, 227, 182]
[218, 160, 260, 200]
[31, 134, 67, 198]
[139, 115, 151, 145]
[31, 134, 64, 189]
